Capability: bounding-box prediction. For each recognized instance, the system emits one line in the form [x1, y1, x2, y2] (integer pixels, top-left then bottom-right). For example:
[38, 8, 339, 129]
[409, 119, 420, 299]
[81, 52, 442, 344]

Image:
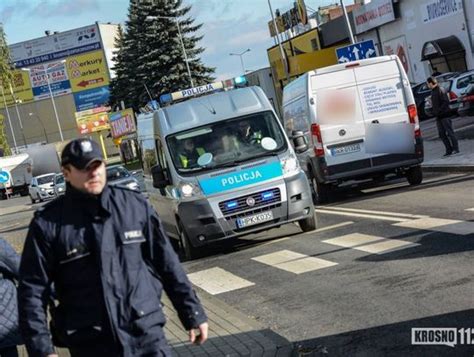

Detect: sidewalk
[18, 286, 292, 357]
[422, 139, 474, 172]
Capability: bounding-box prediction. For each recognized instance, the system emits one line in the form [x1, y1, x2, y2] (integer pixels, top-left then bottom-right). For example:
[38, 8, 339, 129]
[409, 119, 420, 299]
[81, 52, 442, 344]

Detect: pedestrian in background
[427, 76, 460, 157]
[18, 138, 208, 357]
[0, 238, 23, 357]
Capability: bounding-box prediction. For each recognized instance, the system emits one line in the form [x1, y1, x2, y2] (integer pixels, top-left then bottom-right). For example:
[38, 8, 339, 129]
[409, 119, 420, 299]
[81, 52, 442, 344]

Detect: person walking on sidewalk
[18, 138, 208, 357]
[0, 238, 23, 357]
[427, 76, 460, 157]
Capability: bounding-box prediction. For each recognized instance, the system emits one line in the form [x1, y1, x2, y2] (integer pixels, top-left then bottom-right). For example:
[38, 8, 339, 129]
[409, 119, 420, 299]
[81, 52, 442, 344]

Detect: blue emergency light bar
[159, 76, 247, 105]
[261, 191, 274, 200]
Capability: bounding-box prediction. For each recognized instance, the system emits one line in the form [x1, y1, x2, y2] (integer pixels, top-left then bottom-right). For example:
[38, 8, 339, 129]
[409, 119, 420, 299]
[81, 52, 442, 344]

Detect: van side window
[155, 139, 169, 170]
[139, 138, 157, 176]
[284, 96, 310, 135]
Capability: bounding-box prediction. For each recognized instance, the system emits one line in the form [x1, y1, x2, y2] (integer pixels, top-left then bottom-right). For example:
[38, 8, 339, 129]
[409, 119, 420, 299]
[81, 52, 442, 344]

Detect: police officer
[235, 120, 262, 146]
[18, 138, 208, 357]
[179, 138, 205, 168]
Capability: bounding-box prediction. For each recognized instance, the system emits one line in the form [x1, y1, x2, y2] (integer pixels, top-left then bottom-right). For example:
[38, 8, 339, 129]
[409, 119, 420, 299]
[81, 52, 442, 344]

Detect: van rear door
[310, 66, 370, 171]
[354, 58, 414, 161]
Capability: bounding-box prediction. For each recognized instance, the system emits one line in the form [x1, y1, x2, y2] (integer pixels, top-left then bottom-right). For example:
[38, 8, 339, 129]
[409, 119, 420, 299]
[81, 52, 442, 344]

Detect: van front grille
[219, 188, 281, 216]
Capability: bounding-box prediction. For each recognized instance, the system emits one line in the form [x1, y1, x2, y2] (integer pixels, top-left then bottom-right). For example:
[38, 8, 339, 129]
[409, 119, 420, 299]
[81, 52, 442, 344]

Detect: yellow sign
[0, 71, 34, 109]
[67, 50, 109, 93]
[75, 110, 110, 135]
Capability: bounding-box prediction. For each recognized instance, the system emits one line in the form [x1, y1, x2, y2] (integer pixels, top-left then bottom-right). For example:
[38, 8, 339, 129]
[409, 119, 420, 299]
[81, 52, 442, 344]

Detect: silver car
[106, 165, 141, 191]
[29, 173, 56, 203]
[53, 173, 66, 197]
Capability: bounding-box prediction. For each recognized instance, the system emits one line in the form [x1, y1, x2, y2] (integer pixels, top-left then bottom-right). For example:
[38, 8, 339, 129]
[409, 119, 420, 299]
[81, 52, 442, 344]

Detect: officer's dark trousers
[436, 117, 459, 154]
[0, 346, 18, 357]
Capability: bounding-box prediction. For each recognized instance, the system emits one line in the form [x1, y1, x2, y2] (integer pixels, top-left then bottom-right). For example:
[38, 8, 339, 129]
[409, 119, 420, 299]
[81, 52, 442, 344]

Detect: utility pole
[340, 0, 355, 44]
[268, 0, 290, 83]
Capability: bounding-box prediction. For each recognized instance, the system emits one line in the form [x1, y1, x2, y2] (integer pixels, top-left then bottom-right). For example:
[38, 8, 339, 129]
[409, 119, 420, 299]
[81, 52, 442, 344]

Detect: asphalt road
[1, 173, 473, 356]
[182, 172, 474, 356]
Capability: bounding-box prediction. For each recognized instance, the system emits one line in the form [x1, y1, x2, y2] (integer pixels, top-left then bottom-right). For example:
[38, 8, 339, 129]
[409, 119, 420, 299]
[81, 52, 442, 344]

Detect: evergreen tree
[110, 0, 215, 111]
[0, 24, 12, 156]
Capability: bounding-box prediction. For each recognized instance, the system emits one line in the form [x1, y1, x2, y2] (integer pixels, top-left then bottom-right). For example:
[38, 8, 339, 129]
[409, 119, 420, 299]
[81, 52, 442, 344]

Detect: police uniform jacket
[18, 184, 207, 357]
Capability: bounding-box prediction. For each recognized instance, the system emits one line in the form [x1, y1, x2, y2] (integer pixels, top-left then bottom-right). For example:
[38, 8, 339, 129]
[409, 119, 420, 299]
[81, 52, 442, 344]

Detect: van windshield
[37, 174, 55, 185]
[167, 111, 287, 174]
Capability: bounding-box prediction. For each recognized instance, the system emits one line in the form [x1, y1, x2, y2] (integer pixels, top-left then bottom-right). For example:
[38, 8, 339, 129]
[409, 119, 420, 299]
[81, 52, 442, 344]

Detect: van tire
[406, 166, 423, 185]
[179, 226, 203, 261]
[311, 177, 330, 204]
[298, 211, 317, 232]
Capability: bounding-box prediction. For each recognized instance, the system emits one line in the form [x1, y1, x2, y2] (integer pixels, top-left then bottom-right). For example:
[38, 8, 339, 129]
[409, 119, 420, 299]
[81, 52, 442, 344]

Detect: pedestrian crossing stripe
[393, 218, 474, 236]
[187, 267, 255, 295]
[322, 233, 418, 254]
[251, 250, 338, 274]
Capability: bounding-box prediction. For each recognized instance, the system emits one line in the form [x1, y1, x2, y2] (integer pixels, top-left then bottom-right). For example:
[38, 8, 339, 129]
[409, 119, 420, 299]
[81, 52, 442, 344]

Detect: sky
[1, 0, 338, 82]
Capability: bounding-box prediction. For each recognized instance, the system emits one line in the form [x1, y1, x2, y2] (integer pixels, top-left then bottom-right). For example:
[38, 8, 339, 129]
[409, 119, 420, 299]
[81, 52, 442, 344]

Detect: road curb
[422, 165, 474, 173]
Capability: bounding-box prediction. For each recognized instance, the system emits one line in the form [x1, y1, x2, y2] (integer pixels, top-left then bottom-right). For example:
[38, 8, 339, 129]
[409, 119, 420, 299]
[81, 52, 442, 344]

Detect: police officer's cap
[61, 138, 104, 169]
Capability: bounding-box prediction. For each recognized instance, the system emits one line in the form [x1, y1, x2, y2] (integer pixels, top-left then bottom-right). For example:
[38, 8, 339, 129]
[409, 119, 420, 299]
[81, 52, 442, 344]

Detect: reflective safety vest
[179, 147, 206, 168]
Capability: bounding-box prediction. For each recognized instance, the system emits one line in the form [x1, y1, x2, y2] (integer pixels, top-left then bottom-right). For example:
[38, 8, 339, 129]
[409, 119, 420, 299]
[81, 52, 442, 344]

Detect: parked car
[424, 70, 474, 117]
[106, 165, 141, 191]
[53, 173, 66, 197]
[29, 173, 56, 203]
[457, 83, 474, 117]
[412, 72, 458, 120]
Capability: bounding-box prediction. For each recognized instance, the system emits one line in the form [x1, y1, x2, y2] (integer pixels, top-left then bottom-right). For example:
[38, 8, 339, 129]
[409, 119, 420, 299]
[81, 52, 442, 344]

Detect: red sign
[108, 109, 136, 138]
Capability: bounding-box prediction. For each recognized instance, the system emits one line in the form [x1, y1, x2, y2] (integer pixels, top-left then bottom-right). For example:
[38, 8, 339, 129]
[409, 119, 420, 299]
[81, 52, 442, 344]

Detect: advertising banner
[0, 71, 34, 109]
[29, 61, 72, 100]
[353, 0, 395, 34]
[75, 108, 110, 134]
[67, 50, 110, 93]
[108, 109, 136, 138]
[73, 86, 110, 112]
[420, 0, 463, 24]
[10, 24, 101, 68]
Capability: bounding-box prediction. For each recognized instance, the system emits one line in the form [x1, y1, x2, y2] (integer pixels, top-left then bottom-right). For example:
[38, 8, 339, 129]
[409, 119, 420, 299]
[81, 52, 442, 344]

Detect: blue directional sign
[336, 40, 377, 64]
[0, 170, 10, 184]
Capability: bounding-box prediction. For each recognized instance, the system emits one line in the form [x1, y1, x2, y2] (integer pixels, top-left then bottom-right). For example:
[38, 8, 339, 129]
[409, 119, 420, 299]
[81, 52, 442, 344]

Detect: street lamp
[28, 112, 49, 143]
[21, 60, 66, 142]
[9, 84, 27, 148]
[229, 49, 251, 74]
[145, 15, 194, 87]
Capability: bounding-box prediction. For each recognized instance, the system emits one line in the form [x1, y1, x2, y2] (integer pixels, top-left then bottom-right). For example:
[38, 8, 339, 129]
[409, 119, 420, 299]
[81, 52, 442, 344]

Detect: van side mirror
[151, 165, 170, 189]
[291, 130, 309, 154]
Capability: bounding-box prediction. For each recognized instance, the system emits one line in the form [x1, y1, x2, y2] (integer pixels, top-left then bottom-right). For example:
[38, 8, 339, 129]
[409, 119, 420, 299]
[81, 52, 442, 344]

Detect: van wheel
[406, 166, 423, 185]
[312, 177, 330, 205]
[179, 226, 203, 261]
[298, 210, 317, 232]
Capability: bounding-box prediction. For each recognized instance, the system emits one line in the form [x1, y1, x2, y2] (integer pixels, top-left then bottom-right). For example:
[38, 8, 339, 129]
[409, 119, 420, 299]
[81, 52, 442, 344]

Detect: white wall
[377, 0, 473, 84]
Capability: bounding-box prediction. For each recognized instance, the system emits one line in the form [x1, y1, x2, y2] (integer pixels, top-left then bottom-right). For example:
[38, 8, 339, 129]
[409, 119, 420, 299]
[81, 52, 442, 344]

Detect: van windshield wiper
[233, 151, 280, 165]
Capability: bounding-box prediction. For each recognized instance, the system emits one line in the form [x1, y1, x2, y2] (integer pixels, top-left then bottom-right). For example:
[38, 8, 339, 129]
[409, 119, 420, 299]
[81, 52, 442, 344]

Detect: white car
[29, 173, 56, 203]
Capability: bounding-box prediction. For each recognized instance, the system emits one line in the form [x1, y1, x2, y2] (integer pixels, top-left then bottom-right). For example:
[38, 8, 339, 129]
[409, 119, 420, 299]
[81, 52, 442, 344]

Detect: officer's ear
[62, 165, 72, 182]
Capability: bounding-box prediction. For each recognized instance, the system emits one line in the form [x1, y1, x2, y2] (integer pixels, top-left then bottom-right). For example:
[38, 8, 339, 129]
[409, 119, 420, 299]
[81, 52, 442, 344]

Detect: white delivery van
[282, 55, 423, 203]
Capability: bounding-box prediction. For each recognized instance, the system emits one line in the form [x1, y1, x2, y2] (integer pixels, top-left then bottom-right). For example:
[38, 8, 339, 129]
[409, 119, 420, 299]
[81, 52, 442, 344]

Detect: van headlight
[281, 155, 300, 178]
[178, 182, 202, 198]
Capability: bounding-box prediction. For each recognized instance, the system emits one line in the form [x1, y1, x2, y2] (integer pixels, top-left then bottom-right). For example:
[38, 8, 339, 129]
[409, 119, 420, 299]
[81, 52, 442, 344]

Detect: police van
[137, 77, 315, 259]
[282, 55, 424, 203]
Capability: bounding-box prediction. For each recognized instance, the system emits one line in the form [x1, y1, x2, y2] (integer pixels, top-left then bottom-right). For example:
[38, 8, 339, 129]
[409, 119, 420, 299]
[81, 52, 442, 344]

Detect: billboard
[0, 71, 34, 109]
[67, 50, 110, 93]
[108, 109, 136, 138]
[73, 86, 110, 112]
[353, 0, 396, 34]
[10, 24, 101, 68]
[75, 107, 110, 134]
[28, 61, 71, 100]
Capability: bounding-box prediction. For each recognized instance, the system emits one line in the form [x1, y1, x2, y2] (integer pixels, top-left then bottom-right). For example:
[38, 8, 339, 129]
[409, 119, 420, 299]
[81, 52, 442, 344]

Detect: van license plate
[237, 211, 274, 228]
[331, 143, 361, 156]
